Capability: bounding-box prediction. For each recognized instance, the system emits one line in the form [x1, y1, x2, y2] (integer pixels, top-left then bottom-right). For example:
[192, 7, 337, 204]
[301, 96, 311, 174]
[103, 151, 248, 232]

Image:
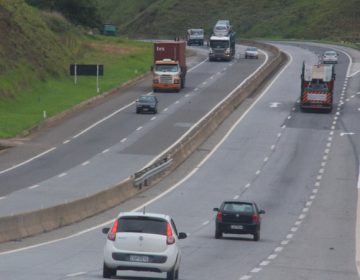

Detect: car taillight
[108, 219, 118, 241]
[166, 223, 175, 245]
[216, 212, 223, 221]
[252, 214, 258, 223]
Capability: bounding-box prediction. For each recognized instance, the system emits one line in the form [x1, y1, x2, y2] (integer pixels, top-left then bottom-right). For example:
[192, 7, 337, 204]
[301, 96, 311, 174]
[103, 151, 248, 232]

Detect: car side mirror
[259, 210, 265, 214]
[213, 207, 220, 212]
[102, 227, 110, 234]
[178, 232, 187, 239]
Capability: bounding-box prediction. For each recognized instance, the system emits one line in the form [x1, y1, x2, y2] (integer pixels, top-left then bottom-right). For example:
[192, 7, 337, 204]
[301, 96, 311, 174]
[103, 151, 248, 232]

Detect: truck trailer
[300, 62, 335, 112]
[186, 29, 204, 46]
[209, 31, 236, 61]
[152, 41, 187, 92]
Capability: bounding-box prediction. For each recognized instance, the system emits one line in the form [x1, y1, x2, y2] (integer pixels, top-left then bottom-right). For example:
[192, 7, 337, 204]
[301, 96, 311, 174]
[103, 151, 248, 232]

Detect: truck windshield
[155, 64, 179, 72]
[210, 40, 229, 49]
[306, 80, 329, 91]
[190, 30, 203, 35]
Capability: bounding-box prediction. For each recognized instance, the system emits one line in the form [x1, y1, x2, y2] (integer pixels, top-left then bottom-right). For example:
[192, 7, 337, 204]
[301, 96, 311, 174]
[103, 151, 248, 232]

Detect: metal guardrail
[133, 156, 173, 188]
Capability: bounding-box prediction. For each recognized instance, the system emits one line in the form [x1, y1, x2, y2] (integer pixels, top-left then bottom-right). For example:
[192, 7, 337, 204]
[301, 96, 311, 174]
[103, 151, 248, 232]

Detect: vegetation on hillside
[99, 0, 360, 42]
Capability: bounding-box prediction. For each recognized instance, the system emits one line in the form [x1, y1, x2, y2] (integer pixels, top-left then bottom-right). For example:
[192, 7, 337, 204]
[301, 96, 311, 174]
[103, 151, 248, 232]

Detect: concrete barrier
[0, 41, 288, 243]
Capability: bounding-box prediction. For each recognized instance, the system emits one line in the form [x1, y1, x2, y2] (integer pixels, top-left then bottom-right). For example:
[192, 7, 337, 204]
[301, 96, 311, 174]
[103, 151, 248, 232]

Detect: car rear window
[223, 203, 253, 213]
[117, 217, 167, 235]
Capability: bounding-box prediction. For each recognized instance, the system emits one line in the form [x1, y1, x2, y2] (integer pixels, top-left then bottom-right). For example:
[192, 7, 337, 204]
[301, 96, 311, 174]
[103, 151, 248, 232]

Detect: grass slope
[99, 0, 360, 41]
[0, 0, 152, 138]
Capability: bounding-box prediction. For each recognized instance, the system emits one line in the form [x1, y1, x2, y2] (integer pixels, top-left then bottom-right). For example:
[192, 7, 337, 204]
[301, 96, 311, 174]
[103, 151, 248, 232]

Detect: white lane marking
[260, 261, 270, 266]
[81, 161, 90, 166]
[264, 157, 269, 162]
[340, 132, 355, 136]
[268, 254, 277, 260]
[28, 185, 40, 190]
[202, 221, 209, 226]
[121, 138, 127, 143]
[234, 195, 239, 199]
[250, 268, 262, 273]
[66, 272, 86, 277]
[271, 145, 276, 150]
[256, 170, 261, 175]
[287, 116, 292, 120]
[313, 189, 319, 194]
[299, 214, 306, 219]
[290, 227, 298, 232]
[274, 247, 283, 253]
[102, 149, 109, 154]
[319, 168, 325, 174]
[0, 49, 279, 255]
[286, 234, 294, 239]
[63, 140, 71, 144]
[240, 276, 252, 280]
[295, 221, 302, 226]
[163, 108, 169, 112]
[245, 183, 251, 189]
[136, 126, 142, 131]
[0, 147, 56, 175]
[303, 207, 309, 213]
[0, 196, 6, 200]
[58, 173, 67, 178]
[316, 175, 322, 180]
[277, 133, 281, 137]
[269, 102, 281, 108]
[151, 116, 157, 120]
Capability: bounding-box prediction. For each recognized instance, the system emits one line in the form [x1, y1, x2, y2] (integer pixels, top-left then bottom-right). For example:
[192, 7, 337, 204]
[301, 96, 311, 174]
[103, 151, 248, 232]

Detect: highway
[0, 42, 360, 280]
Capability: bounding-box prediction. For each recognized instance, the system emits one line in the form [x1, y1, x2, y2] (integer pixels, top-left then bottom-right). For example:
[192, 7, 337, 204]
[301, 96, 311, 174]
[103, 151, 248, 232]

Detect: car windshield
[155, 64, 178, 72]
[324, 51, 336, 56]
[190, 30, 203, 35]
[138, 96, 155, 103]
[117, 216, 167, 235]
[215, 25, 227, 31]
[210, 40, 229, 48]
[223, 203, 254, 213]
[247, 47, 257, 51]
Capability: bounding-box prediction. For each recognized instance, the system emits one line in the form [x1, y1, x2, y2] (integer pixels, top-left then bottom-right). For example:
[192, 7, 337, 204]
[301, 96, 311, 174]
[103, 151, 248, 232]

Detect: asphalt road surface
[0, 42, 359, 280]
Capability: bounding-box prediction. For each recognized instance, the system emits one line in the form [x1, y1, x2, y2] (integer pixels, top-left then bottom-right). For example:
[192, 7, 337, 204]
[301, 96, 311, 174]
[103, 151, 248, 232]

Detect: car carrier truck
[300, 62, 335, 112]
[152, 41, 187, 92]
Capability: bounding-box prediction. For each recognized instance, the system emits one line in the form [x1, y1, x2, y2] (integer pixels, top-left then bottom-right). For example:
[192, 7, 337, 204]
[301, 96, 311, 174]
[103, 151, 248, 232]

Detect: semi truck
[208, 31, 236, 61]
[152, 41, 187, 92]
[186, 29, 204, 46]
[300, 62, 335, 112]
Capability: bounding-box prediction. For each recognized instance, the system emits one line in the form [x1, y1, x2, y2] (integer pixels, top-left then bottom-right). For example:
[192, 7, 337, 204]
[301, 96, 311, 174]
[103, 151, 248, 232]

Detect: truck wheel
[215, 229, 222, 239]
[103, 263, 116, 278]
[181, 78, 185, 89]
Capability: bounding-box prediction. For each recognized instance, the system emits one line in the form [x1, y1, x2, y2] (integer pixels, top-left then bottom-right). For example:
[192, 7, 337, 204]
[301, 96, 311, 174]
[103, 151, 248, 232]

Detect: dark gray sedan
[136, 94, 158, 114]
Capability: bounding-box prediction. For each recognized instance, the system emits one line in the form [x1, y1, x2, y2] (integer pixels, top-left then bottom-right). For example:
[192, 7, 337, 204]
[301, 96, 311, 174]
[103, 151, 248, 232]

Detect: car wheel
[167, 265, 176, 280]
[103, 263, 116, 278]
[253, 230, 260, 241]
[136, 109, 140, 114]
[215, 229, 222, 239]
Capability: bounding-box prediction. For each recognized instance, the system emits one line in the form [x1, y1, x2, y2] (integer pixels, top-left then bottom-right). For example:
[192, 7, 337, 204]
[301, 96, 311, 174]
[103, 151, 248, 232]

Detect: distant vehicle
[102, 211, 187, 279]
[136, 95, 158, 114]
[322, 50, 338, 64]
[186, 29, 204, 46]
[245, 47, 259, 59]
[152, 41, 187, 92]
[209, 31, 236, 61]
[300, 62, 336, 112]
[213, 200, 265, 241]
[213, 20, 231, 36]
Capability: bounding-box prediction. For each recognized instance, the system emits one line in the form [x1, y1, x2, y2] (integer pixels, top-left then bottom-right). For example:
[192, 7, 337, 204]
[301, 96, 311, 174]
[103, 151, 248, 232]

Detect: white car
[245, 47, 259, 59]
[102, 212, 187, 280]
[322, 50, 338, 64]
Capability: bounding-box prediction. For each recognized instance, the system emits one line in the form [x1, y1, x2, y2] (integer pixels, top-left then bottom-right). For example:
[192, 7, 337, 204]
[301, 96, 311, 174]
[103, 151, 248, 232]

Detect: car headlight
[209, 48, 214, 54]
[225, 48, 230, 54]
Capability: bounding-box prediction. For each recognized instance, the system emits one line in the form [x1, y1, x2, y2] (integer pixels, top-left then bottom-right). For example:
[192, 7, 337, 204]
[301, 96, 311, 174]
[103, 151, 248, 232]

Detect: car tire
[215, 229, 222, 239]
[253, 230, 260, 241]
[103, 263, 116, 278]
[167, 265, 176, 280]
[136, 109, 140, 114]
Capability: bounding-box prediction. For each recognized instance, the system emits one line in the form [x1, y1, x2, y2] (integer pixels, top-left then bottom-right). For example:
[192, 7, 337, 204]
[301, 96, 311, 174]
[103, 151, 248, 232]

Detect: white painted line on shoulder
[58, 173, 67, 178]
[63, 140, 71, 144]
[234, 195, 239, 199]
[66, 272, 86, 277]
[250, 267, 262, 273]
[163, 108, 169, 112]
[81, 161, 90, 166]
[28, 185, 40, 190]
[102, 149, 110, 154]
[268, 254, 278, 260]
[151, 116, 157, 120]
[136, 126, 143, 131]
[260, 261, 270, 266]
[121, 138, 127, 143]
[0, 147, 57, 175]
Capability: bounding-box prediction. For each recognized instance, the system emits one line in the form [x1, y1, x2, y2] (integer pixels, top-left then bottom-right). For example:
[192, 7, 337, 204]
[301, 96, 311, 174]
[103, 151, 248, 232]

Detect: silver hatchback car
[322, 50, 338, 64]
[102, 212, 187, 279]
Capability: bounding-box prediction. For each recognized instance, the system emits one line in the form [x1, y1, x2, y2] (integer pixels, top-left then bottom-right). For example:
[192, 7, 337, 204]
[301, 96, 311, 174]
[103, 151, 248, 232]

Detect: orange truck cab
[152, 41, 187, 92]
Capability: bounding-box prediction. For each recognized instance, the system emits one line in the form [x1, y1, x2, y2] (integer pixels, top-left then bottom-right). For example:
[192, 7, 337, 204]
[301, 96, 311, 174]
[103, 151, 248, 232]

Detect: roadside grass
[0, 36, 152, 138]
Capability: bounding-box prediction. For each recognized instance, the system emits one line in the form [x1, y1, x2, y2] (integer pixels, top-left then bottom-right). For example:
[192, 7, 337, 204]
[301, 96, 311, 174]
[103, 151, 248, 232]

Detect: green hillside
[99, 0, 360, 41]
[0, 0, 152, 138]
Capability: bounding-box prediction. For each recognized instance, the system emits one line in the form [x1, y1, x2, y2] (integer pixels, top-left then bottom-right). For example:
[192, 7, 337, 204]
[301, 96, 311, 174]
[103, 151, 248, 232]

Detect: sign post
[70, 64, 104, 93]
